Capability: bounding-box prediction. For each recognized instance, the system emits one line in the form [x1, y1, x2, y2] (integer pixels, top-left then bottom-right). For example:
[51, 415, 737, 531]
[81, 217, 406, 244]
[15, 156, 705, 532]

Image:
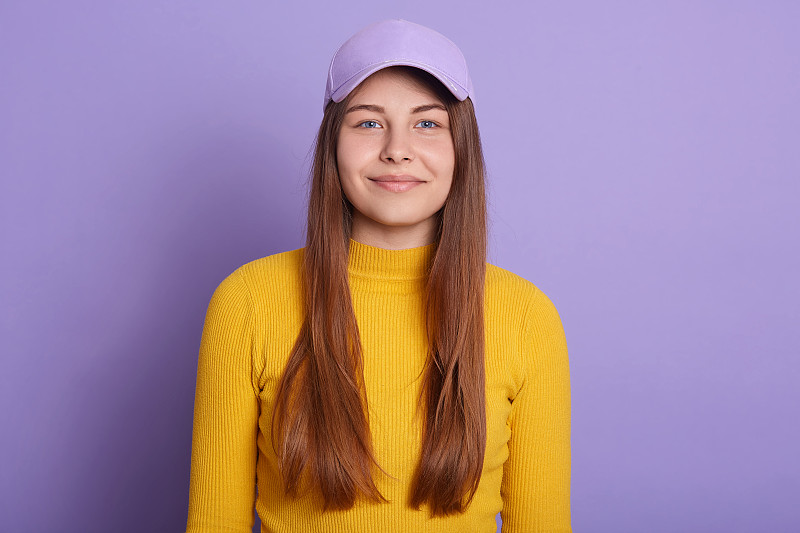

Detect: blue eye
[418, 120, 437, 128]
[358, 120, 381, 128]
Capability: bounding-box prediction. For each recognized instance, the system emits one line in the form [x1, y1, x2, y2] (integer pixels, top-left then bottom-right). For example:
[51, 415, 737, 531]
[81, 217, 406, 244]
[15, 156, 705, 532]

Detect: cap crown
[324, 19, 473, 110]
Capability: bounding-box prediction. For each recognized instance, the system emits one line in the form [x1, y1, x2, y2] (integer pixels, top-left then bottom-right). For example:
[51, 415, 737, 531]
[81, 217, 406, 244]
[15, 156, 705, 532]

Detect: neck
[349, 211, 438, 250]
[347, 238, 435, 281]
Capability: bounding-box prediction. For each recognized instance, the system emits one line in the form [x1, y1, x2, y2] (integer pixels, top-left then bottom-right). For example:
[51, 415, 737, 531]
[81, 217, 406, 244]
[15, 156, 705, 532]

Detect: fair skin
[337, 68, 455, 250]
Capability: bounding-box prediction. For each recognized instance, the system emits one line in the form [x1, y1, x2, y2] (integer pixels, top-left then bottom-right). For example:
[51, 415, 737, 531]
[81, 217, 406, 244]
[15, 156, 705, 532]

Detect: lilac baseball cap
[323, 19, 473, 111]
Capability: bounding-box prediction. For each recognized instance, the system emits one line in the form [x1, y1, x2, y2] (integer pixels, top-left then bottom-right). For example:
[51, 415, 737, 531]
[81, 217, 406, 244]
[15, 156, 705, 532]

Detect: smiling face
[336, 67, 455, 249]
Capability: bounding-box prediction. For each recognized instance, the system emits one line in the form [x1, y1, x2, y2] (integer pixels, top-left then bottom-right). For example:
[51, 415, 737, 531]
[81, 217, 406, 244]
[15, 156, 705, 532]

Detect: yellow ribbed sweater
[186, 239, 571, 533]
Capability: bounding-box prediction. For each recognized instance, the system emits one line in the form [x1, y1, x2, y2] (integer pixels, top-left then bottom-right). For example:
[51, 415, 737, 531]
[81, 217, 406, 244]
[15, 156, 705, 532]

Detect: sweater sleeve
[501, 287, 572, 533]
[186, 270, 260, 533]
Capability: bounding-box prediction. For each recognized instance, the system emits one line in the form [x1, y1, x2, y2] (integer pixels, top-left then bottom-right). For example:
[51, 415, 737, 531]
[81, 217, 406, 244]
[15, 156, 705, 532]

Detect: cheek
[337, 135, 372, 177]
[336, 141, 364, 205]
[429, 136, 454, 165]
[436, 145, 456, 203]
[437, 176, 455, 208]
[335, 138, 351, 175]
[423, 142, 455, 181]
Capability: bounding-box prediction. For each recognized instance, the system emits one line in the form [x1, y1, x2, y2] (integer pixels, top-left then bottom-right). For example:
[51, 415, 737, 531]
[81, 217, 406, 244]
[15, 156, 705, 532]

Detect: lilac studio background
[1, 1, 798, 532]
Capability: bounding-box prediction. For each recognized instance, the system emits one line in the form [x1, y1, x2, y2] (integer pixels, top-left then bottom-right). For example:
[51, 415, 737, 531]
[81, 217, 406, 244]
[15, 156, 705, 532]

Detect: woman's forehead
[349, 67, 446, 104]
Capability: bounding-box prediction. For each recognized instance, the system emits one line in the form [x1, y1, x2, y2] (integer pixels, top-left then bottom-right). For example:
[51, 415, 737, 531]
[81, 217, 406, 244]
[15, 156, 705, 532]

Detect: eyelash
[356, 120, 439, 129]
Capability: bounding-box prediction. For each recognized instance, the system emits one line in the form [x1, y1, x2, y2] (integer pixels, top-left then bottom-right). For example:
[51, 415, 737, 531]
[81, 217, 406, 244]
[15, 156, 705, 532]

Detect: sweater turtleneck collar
[347, 238, 435, 282]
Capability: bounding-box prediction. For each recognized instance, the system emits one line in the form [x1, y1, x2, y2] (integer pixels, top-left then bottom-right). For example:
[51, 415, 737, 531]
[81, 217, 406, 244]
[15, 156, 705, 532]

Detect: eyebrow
[344, 103, 447, 114]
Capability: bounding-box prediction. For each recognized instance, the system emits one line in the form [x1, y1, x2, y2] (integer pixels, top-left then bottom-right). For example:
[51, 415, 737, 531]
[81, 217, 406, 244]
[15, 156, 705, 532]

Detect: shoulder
[485, 262, 568, 387]
[234, 247, 304, 284]
[485, 261, 565, 336]
[486, 262, 537, 299]
[210, 248, 304, 309]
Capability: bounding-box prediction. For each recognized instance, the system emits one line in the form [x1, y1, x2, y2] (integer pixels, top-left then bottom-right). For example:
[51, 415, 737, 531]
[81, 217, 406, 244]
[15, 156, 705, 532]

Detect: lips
[368, 175, 425, 192]
[368, 174, 424, 183]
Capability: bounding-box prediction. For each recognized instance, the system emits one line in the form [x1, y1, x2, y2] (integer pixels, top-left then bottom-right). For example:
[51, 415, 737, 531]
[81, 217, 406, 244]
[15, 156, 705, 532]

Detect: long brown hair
[272, 66, 487, 516]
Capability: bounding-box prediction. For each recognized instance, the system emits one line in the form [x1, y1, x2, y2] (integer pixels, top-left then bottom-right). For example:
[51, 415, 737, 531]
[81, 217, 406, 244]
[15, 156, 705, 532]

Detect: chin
[373, 218, 428, 229]
[368, 210, 433, 227]
[352, 203, 443, 234]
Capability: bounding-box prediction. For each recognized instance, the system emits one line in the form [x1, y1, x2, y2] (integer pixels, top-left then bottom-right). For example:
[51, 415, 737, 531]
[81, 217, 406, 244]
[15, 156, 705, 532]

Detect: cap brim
[329, 60, 469, 104]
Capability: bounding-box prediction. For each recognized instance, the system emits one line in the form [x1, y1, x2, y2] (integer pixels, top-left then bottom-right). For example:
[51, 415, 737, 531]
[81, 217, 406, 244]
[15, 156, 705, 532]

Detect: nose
[380, 129, 414, 163]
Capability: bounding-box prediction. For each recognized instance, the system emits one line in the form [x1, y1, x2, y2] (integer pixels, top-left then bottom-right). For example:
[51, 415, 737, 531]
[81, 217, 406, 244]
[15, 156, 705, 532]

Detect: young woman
[186, 19, 571, 533]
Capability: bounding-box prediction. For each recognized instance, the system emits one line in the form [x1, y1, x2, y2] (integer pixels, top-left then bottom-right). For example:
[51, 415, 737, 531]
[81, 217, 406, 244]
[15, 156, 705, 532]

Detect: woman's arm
[186, 270, 260, 533]
[501, 287, 572, 532]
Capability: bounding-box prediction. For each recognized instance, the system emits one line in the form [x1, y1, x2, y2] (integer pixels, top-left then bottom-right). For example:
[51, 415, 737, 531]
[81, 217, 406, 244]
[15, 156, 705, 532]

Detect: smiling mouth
[368, 174, 425, 183]
[368, 177, 425, 192]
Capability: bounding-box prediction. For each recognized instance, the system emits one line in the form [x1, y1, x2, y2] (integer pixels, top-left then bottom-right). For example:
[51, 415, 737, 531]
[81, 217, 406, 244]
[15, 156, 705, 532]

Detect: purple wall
[2, 2, 798, 532]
